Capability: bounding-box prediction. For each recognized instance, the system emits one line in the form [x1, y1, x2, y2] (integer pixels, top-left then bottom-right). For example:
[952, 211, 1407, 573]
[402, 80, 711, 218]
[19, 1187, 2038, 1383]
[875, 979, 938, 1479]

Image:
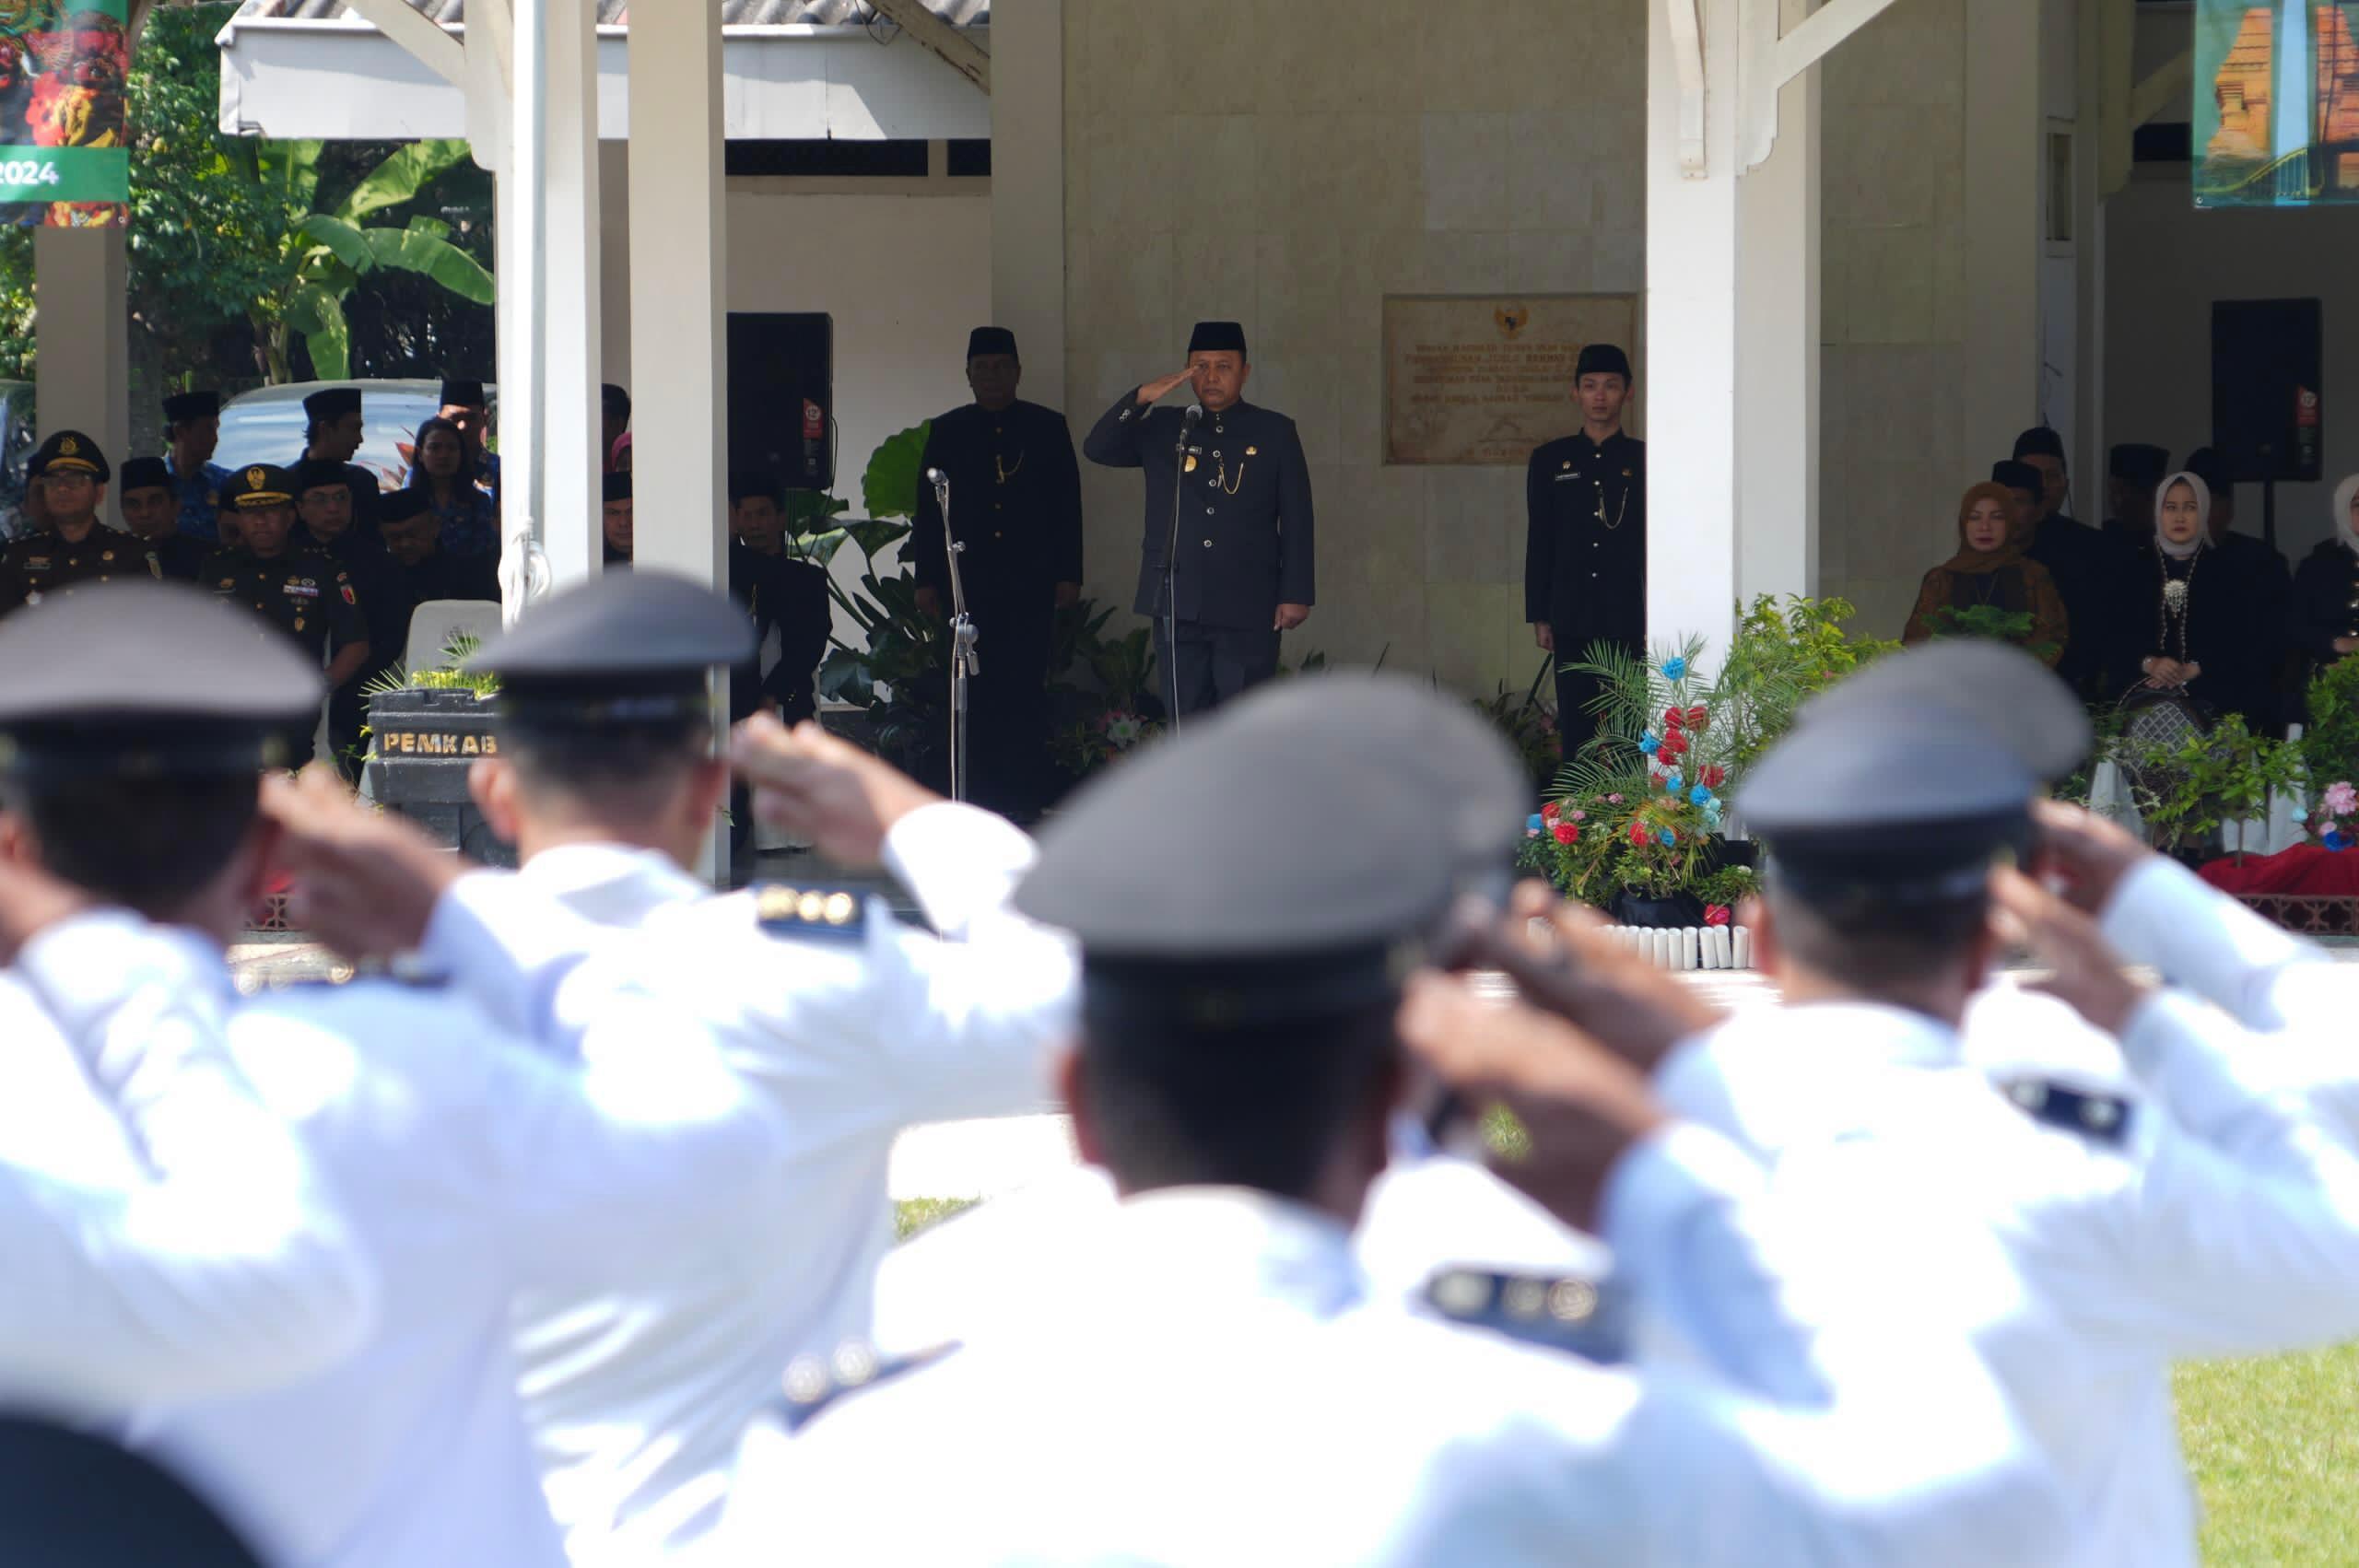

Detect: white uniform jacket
[0, 914, 372, 1420]
[123, 909, 786, 1568]
[1657, 993, 2359, 1566]
[732, 1134, 2071, 1566]
[417, 802, 1075, 1562]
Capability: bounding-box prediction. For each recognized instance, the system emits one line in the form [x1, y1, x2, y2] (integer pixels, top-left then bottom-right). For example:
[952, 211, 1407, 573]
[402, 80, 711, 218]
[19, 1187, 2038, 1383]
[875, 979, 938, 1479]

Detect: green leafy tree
[252, 138, 494, 381]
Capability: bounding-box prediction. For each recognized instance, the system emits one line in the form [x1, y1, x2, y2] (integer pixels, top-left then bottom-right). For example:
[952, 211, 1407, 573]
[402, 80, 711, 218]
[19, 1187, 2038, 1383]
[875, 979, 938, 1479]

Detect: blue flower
[1663, 771, 1684, 792]
[1690, 785, 1715, 806]
[1639, 731, 1661, 755]
[1704, 805, 1725, 831]
[1661, 657, 1688, 681]
[2330, 830, 2353, 852]
[1527, 813, 1545, 833]
[1659, 829, 1678, 848]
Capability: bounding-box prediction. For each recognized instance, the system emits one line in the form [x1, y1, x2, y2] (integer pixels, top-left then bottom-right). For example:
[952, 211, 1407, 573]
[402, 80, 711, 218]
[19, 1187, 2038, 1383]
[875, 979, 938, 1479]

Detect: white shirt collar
[517, 842, 705, 927]
[1097, 1187, 1366, 1318]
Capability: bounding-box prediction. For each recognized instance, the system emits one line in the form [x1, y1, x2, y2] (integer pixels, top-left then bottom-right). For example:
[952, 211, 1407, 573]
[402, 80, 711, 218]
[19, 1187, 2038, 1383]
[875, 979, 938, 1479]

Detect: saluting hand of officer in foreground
[262, 766, 465, 962]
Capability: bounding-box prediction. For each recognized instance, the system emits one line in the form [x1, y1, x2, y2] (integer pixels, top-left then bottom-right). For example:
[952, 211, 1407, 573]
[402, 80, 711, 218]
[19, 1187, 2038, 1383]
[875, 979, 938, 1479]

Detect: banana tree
[247, 139, 495, 382]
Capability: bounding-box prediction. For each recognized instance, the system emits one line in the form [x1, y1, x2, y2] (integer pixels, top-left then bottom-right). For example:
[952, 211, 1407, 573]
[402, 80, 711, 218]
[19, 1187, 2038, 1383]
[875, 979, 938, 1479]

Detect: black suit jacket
[1524, 430, 1646, 647]
[912, 401, 1083, 636]
[1085, 393, 1314, 631]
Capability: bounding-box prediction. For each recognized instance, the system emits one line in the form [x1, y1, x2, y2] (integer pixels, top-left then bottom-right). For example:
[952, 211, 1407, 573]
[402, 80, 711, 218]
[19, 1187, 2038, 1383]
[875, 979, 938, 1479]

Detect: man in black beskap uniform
[375, 486, 500, 608]
[2102, 442, 2169, 546]
[727, 471, 832, 728]
[2007, 427, 2116, 698]
[1525, 344, 1645, 762]
[116, 457, 206, 582]
[913, 327, 1085, 813]
[295, 459, 408, 776]
[1085, 320, 1313, 720]
[295, 387, 381, 538]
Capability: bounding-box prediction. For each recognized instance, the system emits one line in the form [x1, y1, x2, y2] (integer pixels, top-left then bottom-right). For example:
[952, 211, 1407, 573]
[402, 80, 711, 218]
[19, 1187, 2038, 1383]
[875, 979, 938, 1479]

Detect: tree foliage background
[0, 0, 495, 392]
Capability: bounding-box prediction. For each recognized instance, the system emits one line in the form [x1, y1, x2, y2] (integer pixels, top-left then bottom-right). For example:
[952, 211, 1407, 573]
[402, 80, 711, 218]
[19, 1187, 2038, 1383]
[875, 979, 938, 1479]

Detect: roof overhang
[215, 17, 992, 140]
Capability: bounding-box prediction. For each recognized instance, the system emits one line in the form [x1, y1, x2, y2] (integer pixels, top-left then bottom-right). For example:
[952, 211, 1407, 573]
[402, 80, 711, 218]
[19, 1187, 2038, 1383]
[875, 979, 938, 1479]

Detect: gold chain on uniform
[1213, 451, 1249, 497]
[1594, 474, 1630, 532]
[994, 451, 1026, 486]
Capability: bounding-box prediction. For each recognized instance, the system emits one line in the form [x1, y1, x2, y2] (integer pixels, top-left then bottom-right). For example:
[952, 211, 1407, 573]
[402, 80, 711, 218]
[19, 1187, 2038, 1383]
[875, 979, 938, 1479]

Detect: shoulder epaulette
[753, 883, 867, 942]
[1998, 1077, 2133, 1147]
[773, 1340, 959, 1433]
[234, 960, 449, 996]
[1423, 1267, 1627, 1364]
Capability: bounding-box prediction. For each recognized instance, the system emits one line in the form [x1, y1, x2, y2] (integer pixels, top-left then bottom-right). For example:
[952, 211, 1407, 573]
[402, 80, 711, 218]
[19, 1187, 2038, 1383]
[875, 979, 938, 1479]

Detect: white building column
[1647, 0, 1743, 660]
[541, 0, 603, 587]
[1734, 0, 1821, 607]
[626, 0, 725, 592]
[33, 226, 129, 474]
[989, 0, 1062, 410]
[1963, 0, 2042, 462]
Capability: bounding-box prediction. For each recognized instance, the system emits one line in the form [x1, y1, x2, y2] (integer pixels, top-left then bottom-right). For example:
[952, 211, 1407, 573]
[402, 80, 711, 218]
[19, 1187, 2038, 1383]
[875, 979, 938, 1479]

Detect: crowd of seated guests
[1904, 425, 2349, 735]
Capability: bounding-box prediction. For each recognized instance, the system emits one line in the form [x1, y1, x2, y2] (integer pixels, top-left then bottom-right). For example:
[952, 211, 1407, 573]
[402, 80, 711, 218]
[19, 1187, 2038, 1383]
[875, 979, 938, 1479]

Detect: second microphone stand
[1162, 406, 1200, 736]
[931, 471, 981, 803]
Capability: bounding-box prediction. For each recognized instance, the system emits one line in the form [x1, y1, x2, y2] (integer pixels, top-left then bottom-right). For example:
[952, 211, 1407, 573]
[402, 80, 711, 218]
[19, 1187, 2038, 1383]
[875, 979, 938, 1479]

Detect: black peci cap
[220, 464, 297, 511]
[117, 456, 171, 496]
[1187, 321, 1248, 359]
[1990, 459, 2041, 496]
[603, 472, 632, 504]
[728, 470, 779, 508]
[2110, 443, 2170, 485]
[1796, 639, 2091, 783]
[1216, 672, 1530, 893]
[161, 390, 221, 424]
[438, 376, 487, 408]
[466, 570, 753, 731]
[1575, 344, 1633, 381]
[2184, 446, 2235, 497]
[293, 459, 352, 498]
[1015, 695, 1459, 1027]
[29, 430, 108, 483]
[1739, 701, 2036, 911]
[376, 486, 433, 525]
[966, 327, 1018, 360]
[2012, 426, 2065, 462]
[0, 580, 323, 781]
[302, 387, 361, 423]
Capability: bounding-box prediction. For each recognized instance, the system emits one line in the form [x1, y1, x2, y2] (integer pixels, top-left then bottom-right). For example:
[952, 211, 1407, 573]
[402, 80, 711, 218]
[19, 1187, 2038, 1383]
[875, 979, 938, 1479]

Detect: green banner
[0, 1, 129, 227]
[2196, 1, 2359, 207]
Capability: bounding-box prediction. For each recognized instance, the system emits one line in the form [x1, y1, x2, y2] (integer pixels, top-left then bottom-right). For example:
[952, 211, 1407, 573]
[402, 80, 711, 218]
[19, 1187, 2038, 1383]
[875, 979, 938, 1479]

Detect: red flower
[1552, 822, 1579, 845]
[1658, 731, 1688, 759]
[1704, 904, 1731, 927]
[1685, 705, 1709, 731]
[1700, 766, 1726, 789]
[1662, 705, 1684, 731]
[1629, 822, 1649, 846]
[1541, 801, 1560, 822]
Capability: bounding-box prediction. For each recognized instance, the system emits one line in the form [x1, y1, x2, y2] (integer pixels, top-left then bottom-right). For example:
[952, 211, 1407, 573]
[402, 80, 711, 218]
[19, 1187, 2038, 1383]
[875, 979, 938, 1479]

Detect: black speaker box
[2211, 298, 2323, 484]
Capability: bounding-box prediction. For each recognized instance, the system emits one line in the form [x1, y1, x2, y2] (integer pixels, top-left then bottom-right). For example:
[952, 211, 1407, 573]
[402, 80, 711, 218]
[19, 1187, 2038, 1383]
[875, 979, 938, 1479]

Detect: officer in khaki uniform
[0, 431, 156, 614]
[202, 464, 370, 766]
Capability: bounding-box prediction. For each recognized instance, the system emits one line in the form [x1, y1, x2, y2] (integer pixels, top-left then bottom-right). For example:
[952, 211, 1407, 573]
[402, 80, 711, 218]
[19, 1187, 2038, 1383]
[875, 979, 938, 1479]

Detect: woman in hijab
[2102, 470, 2274, 727]
[1902, 481, 2070, 665]
[2293, 474, 2359, 679]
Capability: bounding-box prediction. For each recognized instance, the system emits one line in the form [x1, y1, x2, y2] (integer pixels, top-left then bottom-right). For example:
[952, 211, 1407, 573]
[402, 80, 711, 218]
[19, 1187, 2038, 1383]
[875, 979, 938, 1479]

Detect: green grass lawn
[2179, 1344, 2359, 1565]
[892, 1196, 2355, 1560]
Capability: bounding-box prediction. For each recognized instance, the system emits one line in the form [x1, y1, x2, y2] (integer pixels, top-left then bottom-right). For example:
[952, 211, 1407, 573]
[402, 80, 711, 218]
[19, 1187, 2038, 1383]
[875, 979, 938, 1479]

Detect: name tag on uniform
[24, 556, 48, 569]
[283, 581, 319, 599]
[1553, 473, 1583, 484]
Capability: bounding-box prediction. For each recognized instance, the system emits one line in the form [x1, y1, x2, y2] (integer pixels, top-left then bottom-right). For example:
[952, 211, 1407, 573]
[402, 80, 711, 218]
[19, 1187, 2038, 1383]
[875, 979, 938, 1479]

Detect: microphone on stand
[924, 465, 950, 497]
[1183, 404, 1203, 432]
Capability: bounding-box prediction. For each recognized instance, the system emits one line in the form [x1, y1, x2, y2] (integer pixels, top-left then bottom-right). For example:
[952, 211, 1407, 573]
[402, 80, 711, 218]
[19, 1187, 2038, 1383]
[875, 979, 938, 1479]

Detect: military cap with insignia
[965, 326, 1018, 361]
[1016, 688, 1460, 1025]
[161, 389, 222, 424]
[29, 429, 109, 483]
[1186, 320, 1248, 358]
[117, 456, 172, 497]
[1575, 344, 1633, 382]
[1738, 701, 2037, 911]
[603, 472, 632, 504]
[302, 387, 362, 424]
[1796, 639, 2092, 782]
[439, 376, 487, 408]
[1216, 671, 1529, 893]
[1991, 459, 2042, 497]
[0, 579, 322, 780]
[465, 568, 754, 731]
[221, 464, 297, 511]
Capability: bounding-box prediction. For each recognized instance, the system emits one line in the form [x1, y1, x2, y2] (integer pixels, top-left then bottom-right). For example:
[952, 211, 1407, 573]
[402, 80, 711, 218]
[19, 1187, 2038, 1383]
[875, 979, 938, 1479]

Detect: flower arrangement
[2312, 779, 2358, 851]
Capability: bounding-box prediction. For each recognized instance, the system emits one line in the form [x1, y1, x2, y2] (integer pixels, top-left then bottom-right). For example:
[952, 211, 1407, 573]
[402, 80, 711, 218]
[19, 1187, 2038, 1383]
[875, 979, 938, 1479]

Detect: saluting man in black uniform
[1085, 320, 1313, 719]
[1525, 344, 1645, 761]
[0, 431, 156, 614]
[203, 464, 370, 767]
[912, 327, 1084, 814]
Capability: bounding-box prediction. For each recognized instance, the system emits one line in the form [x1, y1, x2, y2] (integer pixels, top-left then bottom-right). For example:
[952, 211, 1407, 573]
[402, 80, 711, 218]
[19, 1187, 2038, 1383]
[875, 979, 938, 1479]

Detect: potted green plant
[2128, 713, 2300, 865]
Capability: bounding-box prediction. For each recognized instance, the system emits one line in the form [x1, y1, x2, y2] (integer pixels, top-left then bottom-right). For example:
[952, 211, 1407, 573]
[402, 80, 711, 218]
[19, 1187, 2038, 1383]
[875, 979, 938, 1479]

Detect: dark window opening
[946, 138, 992, 178]
[724, 139, 931, 179]
[2134, 123, 2192, 165]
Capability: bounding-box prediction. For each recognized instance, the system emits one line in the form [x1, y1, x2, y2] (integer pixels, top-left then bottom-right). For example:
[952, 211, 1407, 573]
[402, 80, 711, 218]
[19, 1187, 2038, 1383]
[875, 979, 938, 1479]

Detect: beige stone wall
[1818, 0, 1972, 642]
[1061, 0, 1644, 697]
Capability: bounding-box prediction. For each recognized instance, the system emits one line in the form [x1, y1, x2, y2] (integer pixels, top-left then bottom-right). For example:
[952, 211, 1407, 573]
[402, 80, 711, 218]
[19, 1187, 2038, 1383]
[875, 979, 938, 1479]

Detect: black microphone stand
[930, 469, 980, 802]
[1164, 404, 1201, 736]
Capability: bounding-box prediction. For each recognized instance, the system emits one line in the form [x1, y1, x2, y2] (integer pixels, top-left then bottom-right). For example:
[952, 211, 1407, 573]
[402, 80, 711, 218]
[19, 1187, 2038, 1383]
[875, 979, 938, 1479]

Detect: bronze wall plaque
[1382, 294, 1641, 467]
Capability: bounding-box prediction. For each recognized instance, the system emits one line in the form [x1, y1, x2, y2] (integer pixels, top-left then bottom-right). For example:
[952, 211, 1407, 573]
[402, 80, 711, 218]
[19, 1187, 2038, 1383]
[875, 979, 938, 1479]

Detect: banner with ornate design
[0, 0, 126, 227]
